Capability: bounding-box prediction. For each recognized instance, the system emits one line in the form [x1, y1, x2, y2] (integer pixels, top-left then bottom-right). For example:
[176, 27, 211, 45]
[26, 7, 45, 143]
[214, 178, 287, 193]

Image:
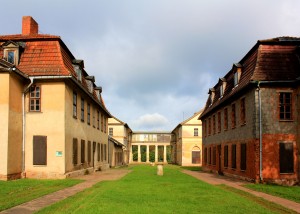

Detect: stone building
[172, 110, 203, 166]
[0, 16, 111, 180]
[200, 37, 300, 185]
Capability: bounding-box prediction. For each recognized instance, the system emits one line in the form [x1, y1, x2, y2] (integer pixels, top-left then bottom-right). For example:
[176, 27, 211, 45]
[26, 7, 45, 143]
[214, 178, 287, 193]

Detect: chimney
[22, 16, 38, 35]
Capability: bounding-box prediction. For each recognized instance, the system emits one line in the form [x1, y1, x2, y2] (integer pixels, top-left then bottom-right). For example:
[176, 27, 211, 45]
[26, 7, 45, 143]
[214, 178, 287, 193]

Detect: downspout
[257, 81, 263, 182]
[22, 76, 34, 176]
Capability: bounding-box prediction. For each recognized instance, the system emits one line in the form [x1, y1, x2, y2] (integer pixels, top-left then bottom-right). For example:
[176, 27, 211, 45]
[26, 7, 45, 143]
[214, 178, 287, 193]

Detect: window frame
[73, 92, 77, 118]
[279, 142, 294, 174]
[224, 108, 228, 131]
[279, 92, 292, 121]
[231, 103, 236, 129]
[217, 111, 221, 133]
[231, 144, 236, 169]
[87, 103, 91, 125]
[29, 85, 41, 112]
[240, 98, 246, 125]
[33, 135, 47, 165]
[81, 98, 85, 122]
[240, 143, 246, 171]
[224, 145, 228, 168]
[73, 138, 78, 165]
[194, 128, 198, 137]
[81, 140, 85, 164]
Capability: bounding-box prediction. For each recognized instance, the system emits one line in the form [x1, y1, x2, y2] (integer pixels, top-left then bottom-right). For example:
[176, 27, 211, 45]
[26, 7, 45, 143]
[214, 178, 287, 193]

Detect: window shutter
[33, 136, 47, 165]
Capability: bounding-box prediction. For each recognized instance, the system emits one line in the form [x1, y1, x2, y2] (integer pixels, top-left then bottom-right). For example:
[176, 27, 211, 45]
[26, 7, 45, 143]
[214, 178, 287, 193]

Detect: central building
[130, 131, 174, 163]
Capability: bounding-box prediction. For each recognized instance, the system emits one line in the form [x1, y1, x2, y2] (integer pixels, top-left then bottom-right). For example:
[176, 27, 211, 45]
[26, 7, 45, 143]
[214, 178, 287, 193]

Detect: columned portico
[130, 131, 173, 164]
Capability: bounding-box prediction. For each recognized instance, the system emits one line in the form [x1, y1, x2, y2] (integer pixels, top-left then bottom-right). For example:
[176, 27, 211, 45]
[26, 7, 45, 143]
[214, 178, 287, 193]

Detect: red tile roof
[200, 37, 300, 119]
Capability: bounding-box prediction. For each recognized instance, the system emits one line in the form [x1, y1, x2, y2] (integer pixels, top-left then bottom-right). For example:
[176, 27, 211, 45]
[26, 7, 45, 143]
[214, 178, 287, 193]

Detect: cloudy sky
[1, 1, 300, 131]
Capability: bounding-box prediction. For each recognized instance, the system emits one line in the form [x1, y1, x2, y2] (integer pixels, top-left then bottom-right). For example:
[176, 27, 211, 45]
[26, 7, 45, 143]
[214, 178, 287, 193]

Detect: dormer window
[233, 63, 242, 87]
[209, 88, 215, 106]
[72, 59, 84, 83]
[2, 41, 20, 65]
[95, 86, 102, 101]
[219, 78, 226, 98]
[85, 76, 95, 94]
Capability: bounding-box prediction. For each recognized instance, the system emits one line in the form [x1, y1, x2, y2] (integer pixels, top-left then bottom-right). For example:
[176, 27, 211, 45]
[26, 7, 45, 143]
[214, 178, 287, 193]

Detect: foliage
[245, 183, 300, 203]
[0, 178, 82, 211]
[37, 165, 289, 214]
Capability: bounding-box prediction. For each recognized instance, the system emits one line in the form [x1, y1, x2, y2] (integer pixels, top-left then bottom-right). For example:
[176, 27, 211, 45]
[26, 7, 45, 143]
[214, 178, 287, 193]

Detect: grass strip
[245, 183, 300, 203]
[0, 178, 82, 211]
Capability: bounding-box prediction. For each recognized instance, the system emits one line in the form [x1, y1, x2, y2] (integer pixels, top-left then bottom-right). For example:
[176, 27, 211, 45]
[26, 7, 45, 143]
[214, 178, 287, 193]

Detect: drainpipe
[22, 77, 34, 176]
[257, 81, 263, 182]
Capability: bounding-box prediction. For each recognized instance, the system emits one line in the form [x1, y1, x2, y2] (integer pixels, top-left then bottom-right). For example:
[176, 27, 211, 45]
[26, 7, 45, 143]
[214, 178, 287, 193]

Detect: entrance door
[217, 145, 223, 175]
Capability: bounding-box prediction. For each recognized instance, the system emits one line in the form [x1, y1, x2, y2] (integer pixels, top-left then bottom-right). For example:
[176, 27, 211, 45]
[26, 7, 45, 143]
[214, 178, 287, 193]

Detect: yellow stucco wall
[0, 72, 24, 179]
[0, 73, 9, 176]
[24, 81, 110, 179]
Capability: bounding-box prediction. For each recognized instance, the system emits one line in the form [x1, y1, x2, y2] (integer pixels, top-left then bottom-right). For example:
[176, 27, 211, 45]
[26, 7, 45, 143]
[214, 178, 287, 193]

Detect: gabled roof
[200, 37, 300, 119]
[108, 116, 132, 131]
[172, 110, 203, 132]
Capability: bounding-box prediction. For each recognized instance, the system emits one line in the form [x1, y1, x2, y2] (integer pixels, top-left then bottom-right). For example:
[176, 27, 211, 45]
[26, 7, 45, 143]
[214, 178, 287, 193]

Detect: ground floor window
[231, 144, 236, 169]
[81, 140, 85, 164]
[132, 145, 138, 161]
[240, 143, 246, 171]
[208, 147, 211, 164]
[73, 138, 78, 165]
[224, 145, 228, 168]
[212, 146, 216, 166]
[33, 135, 47, 165]
[204, 148, 207, 165]
[192, 151, 200, 164]
[280, 142, 294, 173]
[97, 143, 100, 161]
[88, 141, 91, 164]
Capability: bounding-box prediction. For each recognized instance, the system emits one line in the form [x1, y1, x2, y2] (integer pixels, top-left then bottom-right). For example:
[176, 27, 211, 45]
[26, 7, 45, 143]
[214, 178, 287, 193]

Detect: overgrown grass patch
[245, 183, 300, 203]
[38, 165, 291, 214]
[0, 178, 82, 211]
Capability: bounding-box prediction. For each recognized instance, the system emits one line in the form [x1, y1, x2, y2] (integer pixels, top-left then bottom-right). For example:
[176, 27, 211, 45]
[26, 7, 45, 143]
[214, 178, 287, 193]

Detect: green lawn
[37, 165, 293, 214]
[245, 183, 300, 203]
[0, 178, 82, 211]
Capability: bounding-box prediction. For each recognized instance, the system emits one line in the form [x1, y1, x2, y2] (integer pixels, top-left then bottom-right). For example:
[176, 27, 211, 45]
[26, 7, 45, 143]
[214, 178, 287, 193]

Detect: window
[87, 103, 91, 125]
[208, 117, 211, 135]
[104, 116, 107, 133]
[109, 128, 113, 136]
[73, 138, 78, 165]
[231, 144, 236, 169]
[224, 108, 228, 130]
[192, 151, 200, 164]
[33, 136, 47, 165]
[213, 115, 216, 134]
[92, 108, 95, 127]
[220, 84, 224, 98]
[81, 140, 85, 164]
[104, 144, 107, 161]
[97, 111, 100, 129]
[224, 145, 228, 168]
[101, 144, 104, 161]
[204, 148, 207, 165]
[97, 143, 100, 161]
[73, 92, 77, 118]
[234, 72, 239, 86]
[81, 98, 84, 122]
[217, 111, 221, 133]
[231, 103, 236, 129]
[88, 141, 91, 164]
[194, 128, 198, 136]
[7, 51, 15, 64]
[240, 98, 246, 125]
[280, 142, 294, 173]
[279, 93, 292, 120]
[208, 147, 211, 164]
[101, 114, 103, 132]
[30, 86, 41, 111]
[240, 143, 246, 171]
[212, 146, 216, 166]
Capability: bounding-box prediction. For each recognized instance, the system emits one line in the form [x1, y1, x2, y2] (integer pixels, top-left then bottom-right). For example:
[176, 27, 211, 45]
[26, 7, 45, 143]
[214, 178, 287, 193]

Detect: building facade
[200, 37, 300, 185]
[108, 116, 132, 166]
[172, 111, 203, 166]
[0, 16, 111, 180]
[130, 132, 174, 164]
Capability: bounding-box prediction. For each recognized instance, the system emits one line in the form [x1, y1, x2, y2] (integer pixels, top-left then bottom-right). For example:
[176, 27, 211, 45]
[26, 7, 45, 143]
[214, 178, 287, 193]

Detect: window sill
[279, 120, 294, 122]
[240, 123, 246, 127]
[280, 172, 294, 175]
[73, 116, 77, 119]
[240, 169, 246, 172]
[33, 165, 47, 167]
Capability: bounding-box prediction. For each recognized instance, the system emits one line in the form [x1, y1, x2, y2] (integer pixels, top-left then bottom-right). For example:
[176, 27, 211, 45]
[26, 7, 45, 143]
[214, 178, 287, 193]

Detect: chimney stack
[22, 16, 38, 35]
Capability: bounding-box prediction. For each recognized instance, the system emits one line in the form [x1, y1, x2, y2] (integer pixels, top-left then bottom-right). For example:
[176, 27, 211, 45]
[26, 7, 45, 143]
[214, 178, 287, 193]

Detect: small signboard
[56, 151, 63, 157]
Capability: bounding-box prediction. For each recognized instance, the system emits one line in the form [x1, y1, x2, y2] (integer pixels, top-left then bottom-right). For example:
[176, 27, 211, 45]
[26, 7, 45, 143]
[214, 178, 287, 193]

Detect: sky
[1, 0, 300, 131]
